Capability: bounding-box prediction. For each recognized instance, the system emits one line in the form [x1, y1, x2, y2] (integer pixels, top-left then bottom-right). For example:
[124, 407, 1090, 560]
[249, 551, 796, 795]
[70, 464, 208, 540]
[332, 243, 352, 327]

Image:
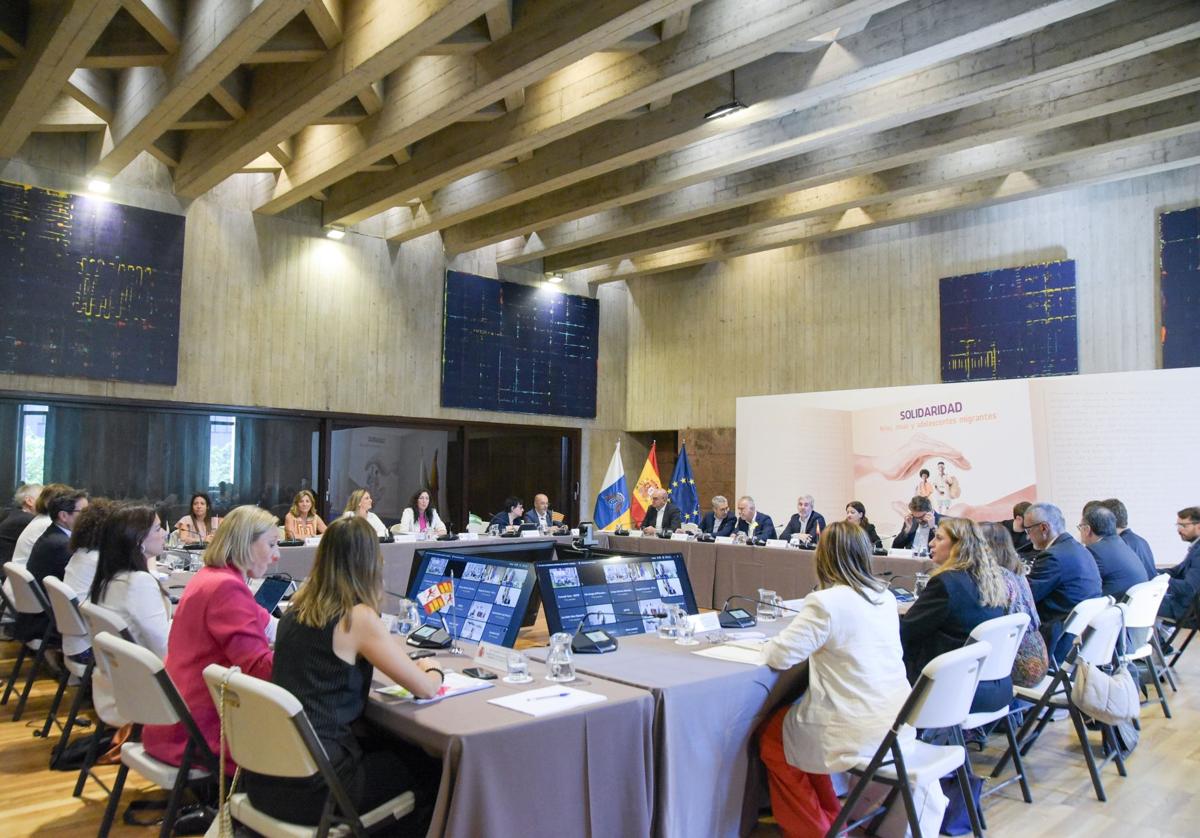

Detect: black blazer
[488, 511, 522, 530]
[700, 511, 735, 537]
[523, 509, 562, 530]
[1162, 539, 1200, 619]
[891, 513, 942, 550]
[731, 512, 777, 541]
[1119, 529, 1157, 581]
[899, 569, 1011, 711]
[1027, 532, 1102, 626]
[16, 524, 71, 642]
[0, 509, 34, 565]
[1087, 534, 1151, 598]
[639, 503, 682, 531]
[779, 512, 827, 543]
[860, 522, 883, 549]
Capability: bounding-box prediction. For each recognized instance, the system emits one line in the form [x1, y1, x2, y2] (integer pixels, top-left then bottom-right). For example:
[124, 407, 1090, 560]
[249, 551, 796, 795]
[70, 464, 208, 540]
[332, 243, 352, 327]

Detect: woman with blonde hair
[980, 521, 1047, 688]
[243, 516, 440, 833]
[285, 489, 327, 540]
[343, 488, 387, 537]
[758, 522, 946, 836]
[900, 516, 1012, 711]
[142, 505, 278, 768]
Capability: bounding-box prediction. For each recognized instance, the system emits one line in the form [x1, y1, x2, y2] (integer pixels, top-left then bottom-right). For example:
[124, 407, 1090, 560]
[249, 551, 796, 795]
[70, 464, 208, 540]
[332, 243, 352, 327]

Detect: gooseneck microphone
[718, 594, 804, 628]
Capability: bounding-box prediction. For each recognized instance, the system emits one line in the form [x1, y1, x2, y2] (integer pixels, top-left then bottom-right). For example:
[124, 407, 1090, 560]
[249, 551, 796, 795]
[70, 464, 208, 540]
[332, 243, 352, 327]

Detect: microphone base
[719, 610, 758, 629]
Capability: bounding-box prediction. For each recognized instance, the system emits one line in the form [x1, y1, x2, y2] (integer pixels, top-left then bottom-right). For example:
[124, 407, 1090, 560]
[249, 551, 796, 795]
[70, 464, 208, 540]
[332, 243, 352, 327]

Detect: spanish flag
[631, 441, 663, 527]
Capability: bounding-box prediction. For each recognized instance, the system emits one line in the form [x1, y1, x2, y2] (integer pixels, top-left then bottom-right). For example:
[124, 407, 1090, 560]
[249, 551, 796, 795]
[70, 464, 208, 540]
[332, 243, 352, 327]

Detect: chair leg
[1, 644, 27, 705]
[38, 667, 71, 738]
[955, 765, 984, 838]
[74, 721, 108, 798]
[98, 762, 129, 838]
[160, 760, 191, 838]
[53, 663, 92, 763]
[1169, 625, 1196, 668]
[1002, 713, 1033, 804]
[826, 735, 897, 838]
[1068, 704, 1106, 802]
[1144, 654, 1171, 718]
[1104, 725, 1128, 778]
[1152, 634, 1178, 692]
[13, 633, 51, 721]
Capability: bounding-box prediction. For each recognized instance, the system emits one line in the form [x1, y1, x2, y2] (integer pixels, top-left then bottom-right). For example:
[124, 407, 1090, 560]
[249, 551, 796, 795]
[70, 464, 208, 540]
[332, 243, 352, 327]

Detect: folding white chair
[961, 612, 1032, 817]
[1, 563, 57, 721]
[826, 642, 991, 838]
[93, 632, 218, 838]
[40, 577, 94, 755]
[202, 663, 416, 837]
[1160, 588, 1200, 670]
[1122, 576, 1174, 716]
[74, 601, 134, 799]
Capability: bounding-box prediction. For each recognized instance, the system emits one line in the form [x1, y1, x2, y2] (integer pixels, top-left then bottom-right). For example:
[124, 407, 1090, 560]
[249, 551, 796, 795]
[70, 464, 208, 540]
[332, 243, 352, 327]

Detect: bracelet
[426, 667, 445, 681]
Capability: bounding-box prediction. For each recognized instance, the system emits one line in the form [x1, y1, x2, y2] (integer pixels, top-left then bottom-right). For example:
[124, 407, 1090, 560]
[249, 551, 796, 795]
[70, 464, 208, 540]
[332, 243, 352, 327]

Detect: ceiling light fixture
[325, 225, 346, 240]
[704, 70, 747, 120]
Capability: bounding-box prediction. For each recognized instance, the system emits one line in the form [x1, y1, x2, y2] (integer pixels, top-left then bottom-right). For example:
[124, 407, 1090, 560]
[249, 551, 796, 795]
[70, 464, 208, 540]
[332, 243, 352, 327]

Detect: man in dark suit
[15, 489, 88, 643]
[778, 495, 826, 546]
[524, 493, 567, 533]
[892, 496, 940, 552]
[699, 495, 735, 537]
[1023, 502, 1102, 662]
[1000, 501, 1033, 554]
[731, 495, 776, 540]
[1100, 498, 1157, 581]
[1079, 504, 1150, 598]
[1160, 506, 1200, 622]
[0, 483, 40, 566]
[639, 489, 682, 534]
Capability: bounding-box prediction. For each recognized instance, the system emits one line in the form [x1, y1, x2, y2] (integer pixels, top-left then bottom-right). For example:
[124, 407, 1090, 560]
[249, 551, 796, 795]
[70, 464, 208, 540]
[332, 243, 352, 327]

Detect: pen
[528, 692, 570, 701]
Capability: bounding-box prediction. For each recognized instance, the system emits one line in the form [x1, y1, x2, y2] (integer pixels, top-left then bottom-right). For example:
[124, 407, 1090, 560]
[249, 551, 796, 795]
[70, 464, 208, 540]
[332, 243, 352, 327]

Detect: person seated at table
[176, 492, 220, 544]
[900, 517, 1012, 713]
[62, 498, 118, 606]
[342, 489, 387, 538]
[1023, 502, 1102, 662]
[0, 483, 41, 566]
[285, 489, 327, 540]
[18, 488, 89, 643]
[759, 522, 945, 837]
[524, 492, 567, 534]
[488, 497, 525, 532]
[891, 495, 940, 553]
[1100, 497, 1156, 581]
[1000, 501, 1033, 554]
[843, 501, 882, 549]
[730, 495, 776, 540]
[143, 506, 277, 768]
[980, 522, 1046, 688]
[639, 488, 682, 535]
[700, 495, 735, 537]
[243, 516, 441, 834]
[1160, 506, 1200, 621]
[779, 495, 826, 547]
[10, 483, 70, 565]
[89, 505, 172, 721]
[394, 489, 446, 535]
[1079, 502, 1151, 597]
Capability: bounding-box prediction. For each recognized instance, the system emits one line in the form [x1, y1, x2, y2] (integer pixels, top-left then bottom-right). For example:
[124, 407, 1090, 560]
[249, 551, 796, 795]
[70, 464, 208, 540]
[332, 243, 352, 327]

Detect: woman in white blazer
[392, 489, 446, 535]
[758, 521, 946, 837]
[342, 489, 387, 537]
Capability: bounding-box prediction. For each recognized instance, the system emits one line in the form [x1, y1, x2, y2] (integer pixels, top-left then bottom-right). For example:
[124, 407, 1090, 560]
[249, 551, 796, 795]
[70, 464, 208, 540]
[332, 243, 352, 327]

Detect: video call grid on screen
[537, 553, 698, 637]
[407, 550, 538, 648]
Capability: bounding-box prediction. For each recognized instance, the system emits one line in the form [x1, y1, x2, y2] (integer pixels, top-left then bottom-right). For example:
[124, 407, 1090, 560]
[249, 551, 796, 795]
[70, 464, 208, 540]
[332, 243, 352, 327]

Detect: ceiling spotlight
[704, 70, 747, 120]
[325, 225, 345, 240]
[547, 273, 564, 284]
[87, 179, 110, 193]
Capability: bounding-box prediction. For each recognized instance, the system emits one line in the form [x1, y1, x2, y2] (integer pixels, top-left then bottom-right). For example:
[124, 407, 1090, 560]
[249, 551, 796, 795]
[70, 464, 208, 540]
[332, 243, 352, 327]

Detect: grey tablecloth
[531, 622, 807, 838]
[367, 656, 656, 838]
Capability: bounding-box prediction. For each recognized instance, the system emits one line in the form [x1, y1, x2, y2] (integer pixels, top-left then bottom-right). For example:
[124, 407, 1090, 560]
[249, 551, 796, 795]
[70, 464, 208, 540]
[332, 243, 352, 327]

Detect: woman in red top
[142, 505, 278, 767]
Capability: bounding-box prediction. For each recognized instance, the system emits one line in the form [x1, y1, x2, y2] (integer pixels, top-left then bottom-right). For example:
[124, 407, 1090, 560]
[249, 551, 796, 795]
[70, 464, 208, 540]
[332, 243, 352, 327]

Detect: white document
[764, 539, 790, 549]
[376, 671, 494, 704]
[488, 686, 607, 717]
[687, 612, 721, 633]
[692, 639, 768, 666]
[715, 536, 734, 544]
[671, 532, 690, 541]
[627, 530, 643, 538]
[520, 529, 543, 538]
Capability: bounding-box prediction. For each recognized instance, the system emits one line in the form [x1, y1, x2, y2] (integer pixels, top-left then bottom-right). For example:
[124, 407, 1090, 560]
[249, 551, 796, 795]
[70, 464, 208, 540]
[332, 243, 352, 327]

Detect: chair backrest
[42, 577, 89, 640]
[201, 664, 320, 779]
[80, 600, 133, 643]
[1122, 578, 1168, 629]
[93, 632, 183, 726]
[968, 613, 1030, 680]
[1063, 595, 1113, 636]
[3, 564, 50, 615]
[1076, 604, 1124, 666]
[903, 642, 991, 730]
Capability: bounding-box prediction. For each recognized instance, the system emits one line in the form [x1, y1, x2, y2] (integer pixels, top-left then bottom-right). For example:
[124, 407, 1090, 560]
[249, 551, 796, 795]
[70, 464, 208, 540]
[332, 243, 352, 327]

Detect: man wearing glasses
[1078, 503, 1149, 598]
[1159, 507, 1200, 621]
[1023, 502, 1102, 662]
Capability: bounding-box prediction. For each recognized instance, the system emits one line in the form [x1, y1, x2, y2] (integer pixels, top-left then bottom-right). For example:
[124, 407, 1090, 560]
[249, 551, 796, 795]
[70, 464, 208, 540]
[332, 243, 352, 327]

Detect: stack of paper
[376, 671, 493, 704]
[692, 639, 768, 666]
[488, 686, 607, 717]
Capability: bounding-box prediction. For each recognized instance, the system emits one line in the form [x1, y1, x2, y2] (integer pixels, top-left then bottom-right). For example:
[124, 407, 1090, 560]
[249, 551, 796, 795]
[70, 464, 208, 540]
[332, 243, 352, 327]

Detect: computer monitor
[536, 552, 698, 637]
[410, 540, 556, 627]
[406, 548, 541, 648]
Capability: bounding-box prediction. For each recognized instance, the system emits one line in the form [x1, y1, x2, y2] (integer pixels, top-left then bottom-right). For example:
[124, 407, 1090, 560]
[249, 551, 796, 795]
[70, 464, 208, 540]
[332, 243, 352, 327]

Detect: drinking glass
[674, 614, 698, 646]
[757, 588, 780, 622]
[504, 651, 532, 684]
[656, 609, 677, 639]
[397, 599, 420, 636]
[913, 573, 930, 597]
[546, 632, 576, 682]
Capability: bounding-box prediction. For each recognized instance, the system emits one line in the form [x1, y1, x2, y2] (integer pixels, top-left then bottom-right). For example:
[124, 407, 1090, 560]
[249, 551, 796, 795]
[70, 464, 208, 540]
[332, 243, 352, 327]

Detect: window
[19, 403, 49, 484]
[208, 415, 236, 489]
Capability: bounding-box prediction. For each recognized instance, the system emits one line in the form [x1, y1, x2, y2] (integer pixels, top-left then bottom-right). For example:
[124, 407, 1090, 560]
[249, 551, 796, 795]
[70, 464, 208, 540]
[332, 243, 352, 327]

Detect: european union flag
[669, 443, 701, 525]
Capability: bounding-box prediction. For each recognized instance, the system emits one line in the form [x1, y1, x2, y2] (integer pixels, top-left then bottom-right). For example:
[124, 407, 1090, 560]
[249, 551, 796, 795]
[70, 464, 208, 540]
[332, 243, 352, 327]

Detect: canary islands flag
[593, 442, 631, 532]
[669, 443, 701, 525]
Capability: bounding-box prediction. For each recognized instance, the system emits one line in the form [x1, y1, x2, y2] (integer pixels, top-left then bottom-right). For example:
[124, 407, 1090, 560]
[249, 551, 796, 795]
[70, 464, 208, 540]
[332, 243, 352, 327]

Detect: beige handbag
[1070, 610, 1141, 726]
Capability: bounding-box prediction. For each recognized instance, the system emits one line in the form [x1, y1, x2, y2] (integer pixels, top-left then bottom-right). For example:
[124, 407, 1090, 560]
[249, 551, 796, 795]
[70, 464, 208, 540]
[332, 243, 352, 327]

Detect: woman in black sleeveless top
[244, 516, 443, 834]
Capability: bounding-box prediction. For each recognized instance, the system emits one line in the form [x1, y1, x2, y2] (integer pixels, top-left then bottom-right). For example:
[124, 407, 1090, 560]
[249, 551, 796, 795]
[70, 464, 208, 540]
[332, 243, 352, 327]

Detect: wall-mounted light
[704, 70, 747, 120]
[325, 225, 346, 240]
[547, 273, 564, 284]
[86, 178, 111, 194]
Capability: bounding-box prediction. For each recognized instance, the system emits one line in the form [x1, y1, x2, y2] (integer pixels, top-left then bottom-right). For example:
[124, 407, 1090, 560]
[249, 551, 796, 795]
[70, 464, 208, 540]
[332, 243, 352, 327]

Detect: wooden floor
[1, 633, 1198, 837]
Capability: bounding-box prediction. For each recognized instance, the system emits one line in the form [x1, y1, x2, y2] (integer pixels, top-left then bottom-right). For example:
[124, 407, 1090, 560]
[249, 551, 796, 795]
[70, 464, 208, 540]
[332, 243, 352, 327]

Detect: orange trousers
[758, 704, 842, 838]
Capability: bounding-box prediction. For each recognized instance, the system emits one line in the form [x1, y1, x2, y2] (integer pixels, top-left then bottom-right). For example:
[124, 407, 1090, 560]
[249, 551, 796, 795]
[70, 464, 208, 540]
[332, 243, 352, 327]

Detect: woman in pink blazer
[142, 505, 278, 767]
